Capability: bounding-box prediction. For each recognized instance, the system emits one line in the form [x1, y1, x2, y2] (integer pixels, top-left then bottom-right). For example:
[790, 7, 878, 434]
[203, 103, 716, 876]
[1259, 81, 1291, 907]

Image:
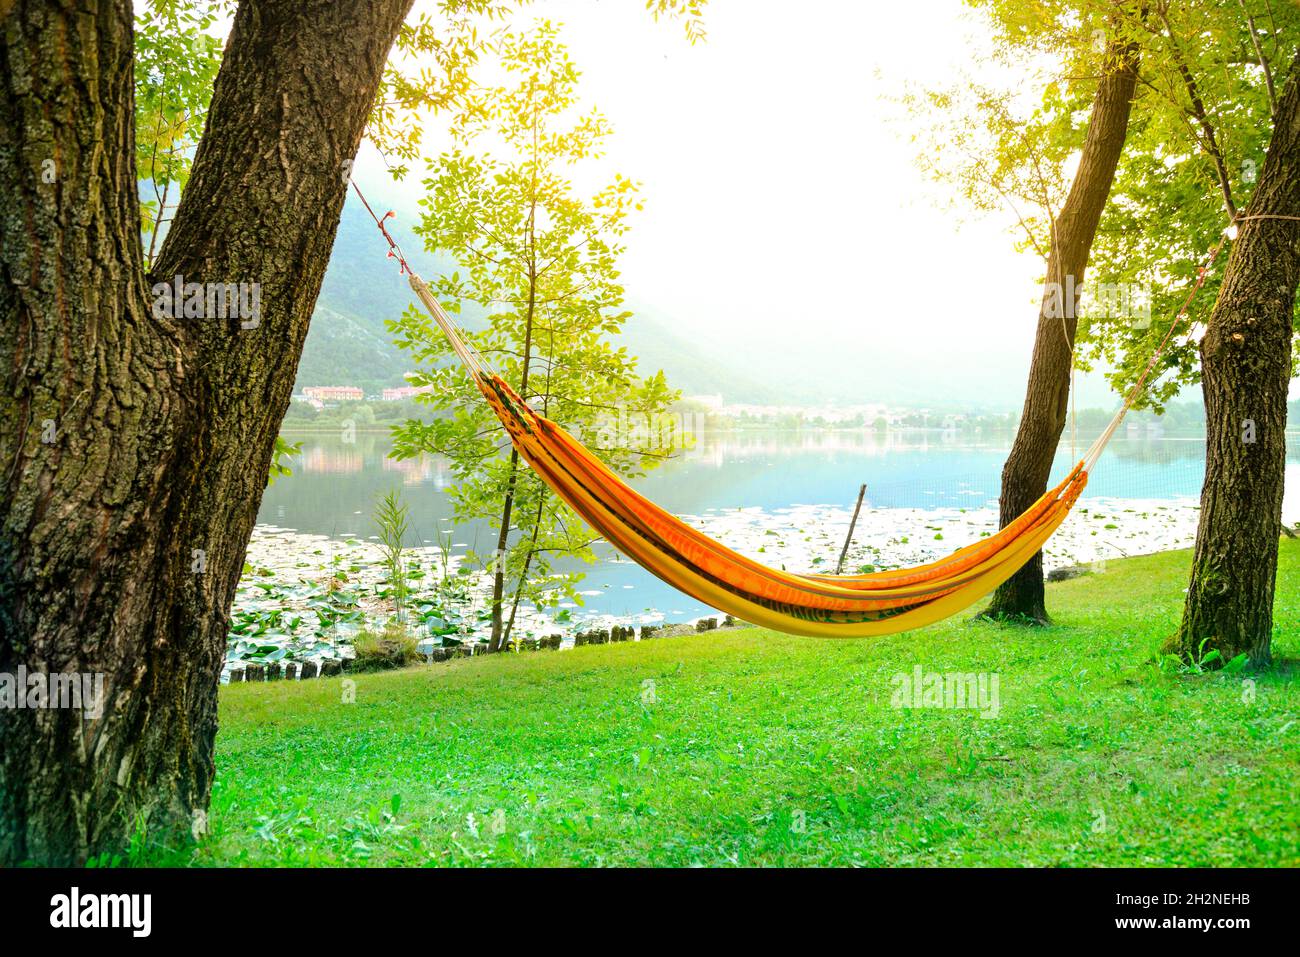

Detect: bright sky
[540, 0, 1025, 328]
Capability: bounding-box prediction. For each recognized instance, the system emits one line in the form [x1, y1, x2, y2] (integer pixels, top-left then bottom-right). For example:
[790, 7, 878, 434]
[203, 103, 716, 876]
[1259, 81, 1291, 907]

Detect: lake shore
[228, 493, 1213, 679]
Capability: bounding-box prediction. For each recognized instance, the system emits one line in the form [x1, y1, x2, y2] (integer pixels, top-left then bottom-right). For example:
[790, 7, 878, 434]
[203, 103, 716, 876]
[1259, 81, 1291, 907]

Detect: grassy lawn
[196, 540, 1300, 867]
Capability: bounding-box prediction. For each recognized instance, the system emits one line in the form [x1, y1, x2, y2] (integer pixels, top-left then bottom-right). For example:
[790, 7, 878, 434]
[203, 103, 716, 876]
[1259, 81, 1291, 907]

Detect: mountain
[292, 302, 409, 394]
[293, 201, 433, 394]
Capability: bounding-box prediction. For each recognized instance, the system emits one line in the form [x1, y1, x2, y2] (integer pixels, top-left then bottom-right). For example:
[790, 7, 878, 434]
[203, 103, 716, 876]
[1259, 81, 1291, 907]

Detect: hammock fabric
[352, 180, 1179, 639]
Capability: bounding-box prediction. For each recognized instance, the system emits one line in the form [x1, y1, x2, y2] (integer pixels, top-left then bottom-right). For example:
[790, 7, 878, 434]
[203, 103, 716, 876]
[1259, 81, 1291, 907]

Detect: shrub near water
[350, 621, 419, 673]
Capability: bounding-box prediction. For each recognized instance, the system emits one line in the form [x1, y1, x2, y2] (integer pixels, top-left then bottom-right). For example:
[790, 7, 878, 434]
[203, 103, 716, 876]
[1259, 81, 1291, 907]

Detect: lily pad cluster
[226, 527, 665, 680]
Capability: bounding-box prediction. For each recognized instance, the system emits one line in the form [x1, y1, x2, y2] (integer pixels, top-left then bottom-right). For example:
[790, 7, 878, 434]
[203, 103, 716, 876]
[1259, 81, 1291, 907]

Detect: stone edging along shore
[224, 615, 748, 684]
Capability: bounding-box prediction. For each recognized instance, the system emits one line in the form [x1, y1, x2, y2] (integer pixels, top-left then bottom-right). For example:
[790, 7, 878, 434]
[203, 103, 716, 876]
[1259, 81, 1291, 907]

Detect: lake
[256, 428, 1300, 628]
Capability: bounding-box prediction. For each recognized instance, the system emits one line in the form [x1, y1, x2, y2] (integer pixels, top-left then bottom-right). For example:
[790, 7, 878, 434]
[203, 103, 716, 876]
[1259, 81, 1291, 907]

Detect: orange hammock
[476, 368, 1092, 636]
[352, 181, 1210, 638]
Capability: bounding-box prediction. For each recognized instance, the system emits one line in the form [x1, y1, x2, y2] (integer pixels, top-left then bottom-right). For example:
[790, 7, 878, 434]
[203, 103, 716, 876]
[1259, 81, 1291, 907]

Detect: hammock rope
[351, 179, 1226, 637]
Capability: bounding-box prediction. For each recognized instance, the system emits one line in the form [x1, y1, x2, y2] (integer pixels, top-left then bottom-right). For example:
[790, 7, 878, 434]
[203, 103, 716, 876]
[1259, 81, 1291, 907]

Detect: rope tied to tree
[350, 176, 492, 381]
[350, 179, 412, 275]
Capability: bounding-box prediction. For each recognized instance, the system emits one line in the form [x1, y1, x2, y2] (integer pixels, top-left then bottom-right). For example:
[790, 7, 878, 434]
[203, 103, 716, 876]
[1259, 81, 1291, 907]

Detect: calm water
[259, 429, 1299, 622]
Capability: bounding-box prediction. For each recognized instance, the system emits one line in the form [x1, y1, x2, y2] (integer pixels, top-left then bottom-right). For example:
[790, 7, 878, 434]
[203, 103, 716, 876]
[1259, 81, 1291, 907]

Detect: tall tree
[1168, 48, 1300, 666]
[1060, 4, 1300, 661]
[983, 25, 1142, 622]
[0, 0, 420, 867]
[388, 23, 678, 653]
[902, 3, 1147, 622]
[912, 1, 1298, 624]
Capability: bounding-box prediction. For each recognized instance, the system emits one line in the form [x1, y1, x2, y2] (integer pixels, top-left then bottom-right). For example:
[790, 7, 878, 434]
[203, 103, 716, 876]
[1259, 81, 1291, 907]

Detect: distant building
[303, 385, 363, 401]
[381, 385, 430, 402]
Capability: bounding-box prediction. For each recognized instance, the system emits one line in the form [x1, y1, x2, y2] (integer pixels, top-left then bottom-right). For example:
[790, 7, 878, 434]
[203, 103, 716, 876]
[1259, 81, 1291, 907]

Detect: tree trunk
[503, 495, 547, 649]
[488, 193, 539, 652]
[1167, 51, 1300, 667]
[488, 448, 521, 652]
[980, 34, 1140, 624]
[0, 0, 413, 866]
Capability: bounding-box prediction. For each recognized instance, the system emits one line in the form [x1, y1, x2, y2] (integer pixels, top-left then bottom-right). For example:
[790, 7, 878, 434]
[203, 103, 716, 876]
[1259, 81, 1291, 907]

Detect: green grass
[196, 541, 1300, 866]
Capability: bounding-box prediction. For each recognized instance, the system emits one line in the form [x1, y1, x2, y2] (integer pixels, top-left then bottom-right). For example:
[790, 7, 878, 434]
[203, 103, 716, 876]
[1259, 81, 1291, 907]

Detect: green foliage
[898, 1, 1130, 257]
[133, 0, 225, 265]
[366, 1, 709, 178]
[644, 0, 709, 44]
[906, 0, 1300, 410]
[1079, 2, 1300, 407]
[366, 2, 509, 179]
[351, 620, 419, 673]
[204, 540, 1300, 866]
[389, 22, 680, 635]
[267, 436, 302, 486]
[1155, 637, 1252, 677]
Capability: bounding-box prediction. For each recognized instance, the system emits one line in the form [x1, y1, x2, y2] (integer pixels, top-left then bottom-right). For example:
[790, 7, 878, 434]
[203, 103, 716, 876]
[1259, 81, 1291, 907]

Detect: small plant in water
[374, 488, 411, 626]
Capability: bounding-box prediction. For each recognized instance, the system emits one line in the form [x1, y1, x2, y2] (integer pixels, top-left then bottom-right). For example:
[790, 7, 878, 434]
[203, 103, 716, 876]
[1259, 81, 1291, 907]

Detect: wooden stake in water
[836, 483, 867, 575]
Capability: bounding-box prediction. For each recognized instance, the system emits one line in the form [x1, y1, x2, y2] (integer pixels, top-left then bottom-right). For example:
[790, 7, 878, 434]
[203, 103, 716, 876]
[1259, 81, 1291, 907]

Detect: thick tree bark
[0, 0, 413, 865]
[1167, 51, 1300, 667]
[980, 34, 1140, 624]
